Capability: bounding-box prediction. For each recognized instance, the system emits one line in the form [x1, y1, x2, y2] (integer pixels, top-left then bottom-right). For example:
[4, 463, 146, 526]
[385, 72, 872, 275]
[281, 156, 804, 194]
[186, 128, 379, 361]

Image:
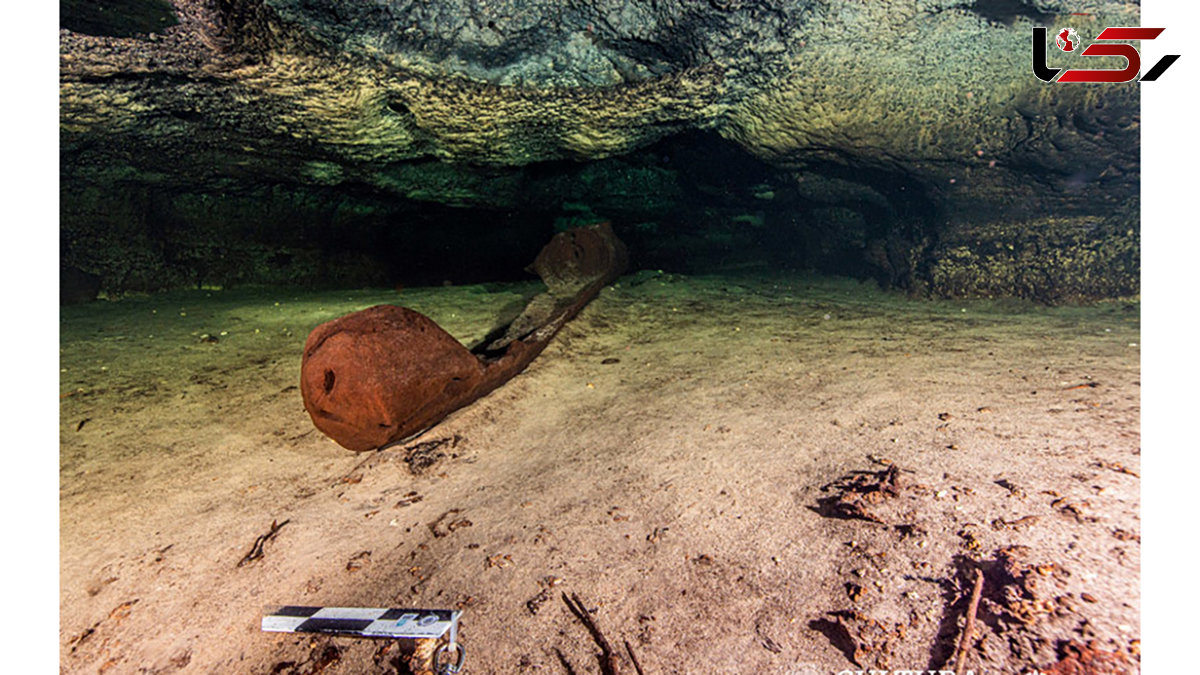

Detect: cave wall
[60, 0, 1142, 301]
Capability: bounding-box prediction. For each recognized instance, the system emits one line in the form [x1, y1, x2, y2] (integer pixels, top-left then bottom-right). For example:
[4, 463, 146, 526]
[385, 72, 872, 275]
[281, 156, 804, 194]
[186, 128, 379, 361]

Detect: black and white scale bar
[263, 606, 460, 640]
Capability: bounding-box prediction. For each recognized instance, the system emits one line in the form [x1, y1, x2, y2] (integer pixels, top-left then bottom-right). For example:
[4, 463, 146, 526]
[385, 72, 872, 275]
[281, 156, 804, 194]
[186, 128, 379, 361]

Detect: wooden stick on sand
[562, 592, 620, 675]
[953, 566, 986, 671]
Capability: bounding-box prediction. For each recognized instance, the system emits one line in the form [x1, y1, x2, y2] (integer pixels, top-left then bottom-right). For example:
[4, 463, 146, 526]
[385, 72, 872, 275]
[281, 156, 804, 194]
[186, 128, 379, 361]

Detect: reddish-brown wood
[300, 222, 627, 451]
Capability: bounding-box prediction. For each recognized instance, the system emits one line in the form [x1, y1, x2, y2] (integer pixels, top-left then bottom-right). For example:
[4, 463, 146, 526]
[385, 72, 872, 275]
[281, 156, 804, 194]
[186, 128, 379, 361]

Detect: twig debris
[236, 519, 290, 568]
[953, 566, 985, 671]
[624, 639, 645, 675]
[562, 592, 620, 675]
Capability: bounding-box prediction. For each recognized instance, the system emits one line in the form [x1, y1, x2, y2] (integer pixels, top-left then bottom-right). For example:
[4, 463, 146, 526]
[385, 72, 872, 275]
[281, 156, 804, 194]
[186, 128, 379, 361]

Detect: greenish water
[60, 272, 1139, 405]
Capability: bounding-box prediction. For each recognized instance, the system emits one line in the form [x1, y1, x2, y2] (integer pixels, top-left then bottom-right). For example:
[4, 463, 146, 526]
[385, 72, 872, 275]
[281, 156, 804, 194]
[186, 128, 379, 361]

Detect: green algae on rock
[61, 0, 1142, 301]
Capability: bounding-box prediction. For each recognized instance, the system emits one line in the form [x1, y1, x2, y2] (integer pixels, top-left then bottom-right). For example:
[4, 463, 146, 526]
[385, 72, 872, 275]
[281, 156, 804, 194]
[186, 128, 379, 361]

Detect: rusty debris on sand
[817, 465, 905, 523]
[1041, 641, 1135, 675]
[819, 609, 909, 669]
[983, 546, 1066, 627]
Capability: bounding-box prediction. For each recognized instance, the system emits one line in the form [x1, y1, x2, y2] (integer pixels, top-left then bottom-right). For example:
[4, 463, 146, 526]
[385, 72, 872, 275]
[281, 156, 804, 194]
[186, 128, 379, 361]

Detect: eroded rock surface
[61, 0, 1141, 301]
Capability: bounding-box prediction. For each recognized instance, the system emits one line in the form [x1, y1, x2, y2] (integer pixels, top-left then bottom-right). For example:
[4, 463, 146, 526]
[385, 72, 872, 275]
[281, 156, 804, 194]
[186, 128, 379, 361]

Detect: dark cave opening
[637, 133, 940, 287]
[354, 206, 556, 288]
[328, 132, 942, 290]
[60, 0, 180, 38]
[61, 132, 945, 300]
[968, 0, 1055, 26]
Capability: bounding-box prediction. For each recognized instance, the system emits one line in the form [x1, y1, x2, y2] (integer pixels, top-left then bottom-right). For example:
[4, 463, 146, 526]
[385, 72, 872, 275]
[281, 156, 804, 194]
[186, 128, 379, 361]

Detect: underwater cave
[60, 123, 1137, 305]
[63, 131, 956, 298]
[59, 0, 1144, 672]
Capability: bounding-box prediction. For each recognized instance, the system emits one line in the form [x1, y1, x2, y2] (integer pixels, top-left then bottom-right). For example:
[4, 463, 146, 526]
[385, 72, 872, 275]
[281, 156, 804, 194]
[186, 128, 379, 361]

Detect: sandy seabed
[59, 272, 1140, 674]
